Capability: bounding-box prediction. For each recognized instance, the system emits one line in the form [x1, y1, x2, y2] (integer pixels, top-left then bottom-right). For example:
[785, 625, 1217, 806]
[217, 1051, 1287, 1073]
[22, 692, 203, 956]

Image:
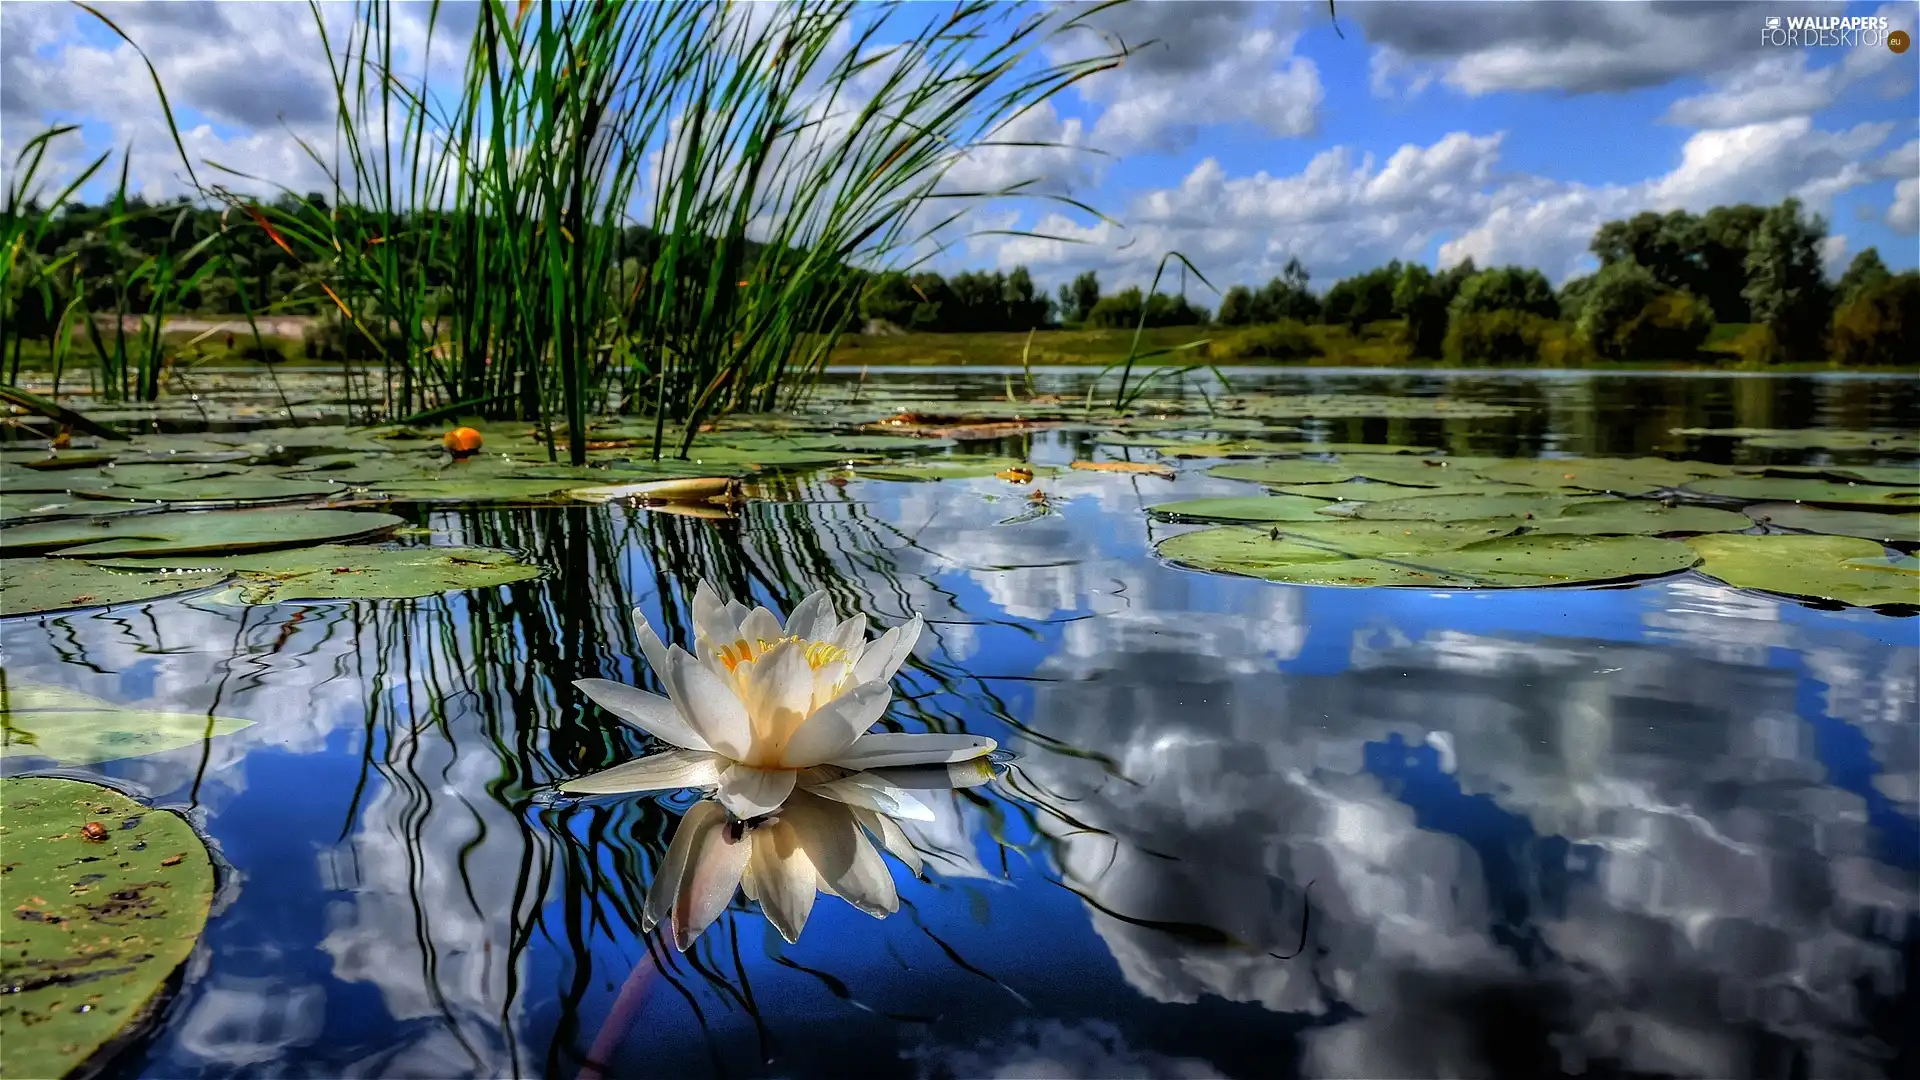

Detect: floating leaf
[1734, 464, 1920, 486]
[77, 463, 252, 487]
[1210, 460, 1370, 485]
[96, 545, 542, 604]
[1288, 442, 1438, 455]
[1158, 526, 1695, 588]
[1474, 457, 1732, 495]
[1744, 504, 1920, 546]
[1686, 533, 1919, 609]
[1522, 501, 1752, 536]
[1681, 477, 1920, 508]
[851, 457, 1055, 482]
[1270, 481, 1533, 503]
[75, 477, 345, 505]
[1670, 428, 1919, 452]
[1349, 492, 1594, 521]
[1265, 518, 1526, 555]
[1147, 495, 1340, 523]
[1071, 460, 1175, 478]
[0, 495, 152, 523]
[0, 509, 406, 557]
[1, 682, 254, 764]
[568, 477, 741, 503]
[0, 777, 215, 1078]
[0, 559, 225, 617]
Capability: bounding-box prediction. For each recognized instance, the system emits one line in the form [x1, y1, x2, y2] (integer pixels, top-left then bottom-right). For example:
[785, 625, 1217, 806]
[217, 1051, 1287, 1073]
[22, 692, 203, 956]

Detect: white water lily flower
[644, 762, 997, 950]
[563, 582, 996, 819]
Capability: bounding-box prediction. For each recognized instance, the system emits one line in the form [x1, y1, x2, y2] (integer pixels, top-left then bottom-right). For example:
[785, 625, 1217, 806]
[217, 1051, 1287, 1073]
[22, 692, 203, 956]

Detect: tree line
[9, 193, 1914, 367]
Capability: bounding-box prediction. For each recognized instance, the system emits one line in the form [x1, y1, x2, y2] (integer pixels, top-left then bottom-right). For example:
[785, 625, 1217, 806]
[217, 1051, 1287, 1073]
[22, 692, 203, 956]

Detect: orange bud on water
[444, 427, 484, 457]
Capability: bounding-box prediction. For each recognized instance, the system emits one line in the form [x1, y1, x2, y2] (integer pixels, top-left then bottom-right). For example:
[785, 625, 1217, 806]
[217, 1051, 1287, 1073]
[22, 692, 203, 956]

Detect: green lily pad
[95, 546, 542, 604]
[1209, 461, 1368, 485]
[1270, 481, 1534, 503]
[0, 465, 85, 493]
[79, 463, 252, 487]
[1263, 518, 1526, 556]
[850, 458, 1054, 482]
[1686, 533, 1920, 609]
[1670, 428, 1919, 452]
[1681, 477, 1920, 508]
[1221, 394, 1523, 420]
[1, 560, 225, 617]
[1745, 504, 1920, 546]
[0, 495, 152, 523]
[1523, 501, 1753, 536]
[0, 777, 216, 1078]
[1146, 495, 1343, 523]
[75, 477, 345, 505]
[1158, 526, 1696, 588]
[1289, 442, 1438, 456]
[1, 682, 255, 764]
[0, 509, 406, 558]
[1474, 458, 1733, 495]
[1350, 492, 1595, 522]
[1734, 465, 1920, 486]
[364, 478, 601, 503]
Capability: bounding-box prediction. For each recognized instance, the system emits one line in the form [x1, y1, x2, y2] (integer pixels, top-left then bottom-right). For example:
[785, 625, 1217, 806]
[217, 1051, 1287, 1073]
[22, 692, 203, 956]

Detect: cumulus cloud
[1891, 177, 1920, 234]
[1050, 1, 1323, 154]
[1356, 0, 1847, 99]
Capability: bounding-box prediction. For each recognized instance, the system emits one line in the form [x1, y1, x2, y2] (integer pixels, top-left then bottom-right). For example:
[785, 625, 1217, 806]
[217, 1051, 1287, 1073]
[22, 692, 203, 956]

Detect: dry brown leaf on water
[1071, 460, 1176, 479]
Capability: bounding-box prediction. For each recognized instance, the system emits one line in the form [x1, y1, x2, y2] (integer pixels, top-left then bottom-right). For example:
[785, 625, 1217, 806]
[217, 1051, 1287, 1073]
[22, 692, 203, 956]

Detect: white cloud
[1661, 14, 1905, 130]
[1890, 177, 1920, 235]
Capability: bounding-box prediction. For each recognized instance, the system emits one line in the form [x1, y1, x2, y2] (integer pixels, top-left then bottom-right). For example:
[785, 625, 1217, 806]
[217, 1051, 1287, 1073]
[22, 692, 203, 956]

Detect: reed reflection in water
[0, 391, 1915, 1077]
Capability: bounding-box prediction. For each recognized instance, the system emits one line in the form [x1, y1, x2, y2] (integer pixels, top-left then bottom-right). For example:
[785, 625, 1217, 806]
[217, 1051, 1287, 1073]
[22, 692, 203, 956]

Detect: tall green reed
[223, 0, 1133, 463]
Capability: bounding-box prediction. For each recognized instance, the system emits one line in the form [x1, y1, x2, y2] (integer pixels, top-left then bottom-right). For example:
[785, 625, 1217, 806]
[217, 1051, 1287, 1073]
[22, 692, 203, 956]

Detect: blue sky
[3, 1, 1916, 298]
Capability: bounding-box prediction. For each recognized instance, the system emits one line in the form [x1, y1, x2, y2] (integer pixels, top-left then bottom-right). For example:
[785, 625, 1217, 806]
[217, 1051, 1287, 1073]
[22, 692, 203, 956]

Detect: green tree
[1830, 271, 1920, 367]
[1742, 197, 1834, 363]
[1391, 264, 1449, 358]
[1450, 265, 1557, 319]
[1057, 270, 1099, 324]
[1835, 247, 1893, 306]
[1557, 273, 1597, 321]
[1217, 284, 1256, 326]
[1695, 204, 1765, 322]
[1576, 260, 1713, 361]
[1590, 210, 1702, 294]
[1322, 262, 1400, 330]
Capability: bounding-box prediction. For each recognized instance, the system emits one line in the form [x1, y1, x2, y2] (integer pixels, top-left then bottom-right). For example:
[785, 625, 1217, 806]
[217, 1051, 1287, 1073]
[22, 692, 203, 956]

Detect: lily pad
[78, 463, 252, 487]
[1685, 533, 1920, 609]
[1670, 428, 1919, 453]
[1, 682, 255, 764]
[851, 457, 1055, 482]
[1744, 504, 1920, 546]
[1734, 464, 1920, 486]
[1209, 461, 1369, 485]
[1522, 501, 1753, 536]
[1350, 492, 1596, 522]
[95, 545, 542, 604]
[0, 777, 216, 1079]
[1270, 481, 1534, 503]
[1264, 518, 1527, 556]
[0, 495, 153, 523]
[1289, 442, 1438, 456]
[75, 477, 345, 505]
[365, 478, 600, 503]
[1158, 526, 1696, 588]
[1680, 477, 1920, 508]
[1474, 458, 1732, 495]
[0, 509, 406, 558]
[1, 559, 225, 617]
[1147, 495, 1343, 523]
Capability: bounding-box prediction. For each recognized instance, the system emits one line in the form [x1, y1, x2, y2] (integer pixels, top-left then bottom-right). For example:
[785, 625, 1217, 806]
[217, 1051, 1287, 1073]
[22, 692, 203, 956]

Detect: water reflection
[0, 371, 1915, 1079]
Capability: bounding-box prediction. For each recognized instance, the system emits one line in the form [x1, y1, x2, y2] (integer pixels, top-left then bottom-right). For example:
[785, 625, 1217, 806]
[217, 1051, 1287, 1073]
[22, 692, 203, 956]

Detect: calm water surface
[4, 370, 1916, 1080]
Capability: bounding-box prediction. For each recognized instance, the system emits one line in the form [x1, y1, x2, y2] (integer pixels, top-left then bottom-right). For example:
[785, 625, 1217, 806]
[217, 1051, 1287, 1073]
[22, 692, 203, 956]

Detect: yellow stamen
[715, 635, 850, 673]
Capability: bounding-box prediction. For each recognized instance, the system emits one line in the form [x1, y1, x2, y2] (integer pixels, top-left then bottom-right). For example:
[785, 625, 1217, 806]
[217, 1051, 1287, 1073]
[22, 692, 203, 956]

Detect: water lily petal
[671, 802, 752, 951]
[631, 608, 673, 680]
[827, 614, 867, 654]
[740, 606, 783, 648]
[779, 681, 892, 768]
[692, 581, 743, 659]
[560, 748, 722, 795]
[737, 639, 815, 750]
[714, 762, 798, 819]
[783, 590, 836, 643]
[807, 770, 935, 821]
[740, 861, 759, 902]
[748, 818, 819, 943]
[865, 757, 996, 791]
[574, 679, 711, 751]
[852, 806, 925, 879]
[643, 799, 719, 933]
[664, 646, 753, 758]
[784, 793, 898, 917]
[827, 732, 997, 771]
[851, 615, 923, 685]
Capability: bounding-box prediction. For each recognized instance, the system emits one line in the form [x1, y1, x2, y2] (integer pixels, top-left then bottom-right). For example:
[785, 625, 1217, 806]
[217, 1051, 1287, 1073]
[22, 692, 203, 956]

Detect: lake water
[4, 369, 1916, 1080]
